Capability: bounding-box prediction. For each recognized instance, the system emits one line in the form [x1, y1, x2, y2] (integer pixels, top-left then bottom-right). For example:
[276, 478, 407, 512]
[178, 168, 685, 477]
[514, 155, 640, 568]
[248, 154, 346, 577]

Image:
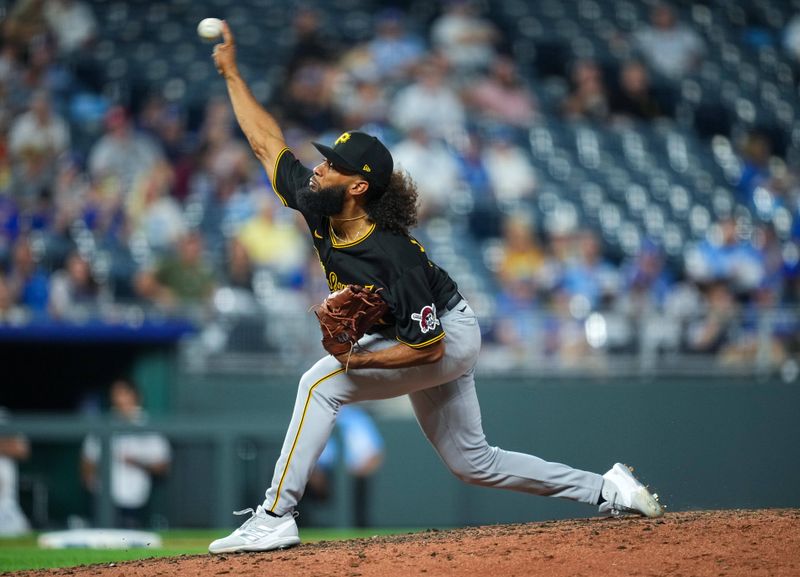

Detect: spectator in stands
[632, 3, 705, 80]
[609, 60, 665, 121]
[48, 250, 105, 319]
[736, 130, 773, 201]
[755, 223, 787, 301]
[79, 172, 127, 243]
[430, 0, 498, 76]
[191, 99, 250, 195]
[617, 241, 678, 354]
[493, 275, 541, 355]
[391, 125, 462, 219]
[224, 237, 254, 292]
[18, 34, 74, 110]
[3, 0, 48, 52]
[5, 235, 49, 314]
[496, 214, 546, 287]
[134, 231, 216, 313]
[619, 241, 672, 314]
[42, 0, 97, 57]
[81, 378, 171, 529]
[126, 161, 187, 254]
[139, 100, 193, 201]
[8, 89, 70, 199]
[561, 230, 620, 311]
[51, 154, 89, 229]
[389, 56, 466, 141]
[0, 191, 19, 267]
[333, 74, 390, 130]
[366, 8, 426, 83]
[236, 195, 307, 287]
[684, 281, 738, 355]
[0, 412, 31, 536]
[281, 61, 337, 134]
[685, 217, 765, 294]
[0, 274, 21, 322]
[156, 104, 191, 163]
[305, 405, 384, 528]
[455, 130, 492, 202]
[0, 43, 26, 125]
[88, 106, 164, 200]
[482, 128, 537, 205]
[561, 60, 610, 122]
[463, 55, 538, 128]
[287, 5, 340, 71]
[783, 14, 800, 63]
[8, 89, 69, 163]
[492, 214, 549, 354]
[455, 130, 505, 239]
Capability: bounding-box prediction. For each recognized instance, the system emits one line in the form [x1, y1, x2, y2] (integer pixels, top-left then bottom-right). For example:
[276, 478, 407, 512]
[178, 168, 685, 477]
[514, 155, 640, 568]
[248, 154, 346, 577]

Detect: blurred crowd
[1, 0, 800, 365]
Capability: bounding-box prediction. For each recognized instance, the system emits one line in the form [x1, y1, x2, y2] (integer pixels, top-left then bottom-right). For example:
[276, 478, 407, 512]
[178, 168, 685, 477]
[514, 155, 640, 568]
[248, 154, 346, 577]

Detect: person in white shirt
[81, 379, 171, 528]
[88, 106, 164, 200]
[632, 3, 705, 80]
[43, 0, 97, 56]
[430, 0, 498, 74]
[391, 125, 463, 219]
[389, 57, 466, 142]
[0, 411, 31, 537]
[482, 131, 538, 205]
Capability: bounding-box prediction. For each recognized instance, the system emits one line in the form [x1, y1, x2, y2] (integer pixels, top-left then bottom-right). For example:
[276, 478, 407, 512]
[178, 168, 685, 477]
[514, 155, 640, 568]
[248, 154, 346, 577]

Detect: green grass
[0, 528, 416, 573]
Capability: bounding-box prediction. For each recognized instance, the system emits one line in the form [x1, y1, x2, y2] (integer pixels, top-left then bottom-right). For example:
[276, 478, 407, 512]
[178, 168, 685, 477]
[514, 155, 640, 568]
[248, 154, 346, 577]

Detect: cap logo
[362, 164, 371, 172]
[335, 132, 351, 146]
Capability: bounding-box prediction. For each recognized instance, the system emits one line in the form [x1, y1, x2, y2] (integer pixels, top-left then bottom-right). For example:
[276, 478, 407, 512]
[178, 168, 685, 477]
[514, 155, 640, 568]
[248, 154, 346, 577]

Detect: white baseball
[197, 17, 223, 41]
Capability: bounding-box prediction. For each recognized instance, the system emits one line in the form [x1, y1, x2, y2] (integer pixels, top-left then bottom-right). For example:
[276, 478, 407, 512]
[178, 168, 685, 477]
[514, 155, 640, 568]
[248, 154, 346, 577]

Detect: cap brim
[312, 142, 361, 174]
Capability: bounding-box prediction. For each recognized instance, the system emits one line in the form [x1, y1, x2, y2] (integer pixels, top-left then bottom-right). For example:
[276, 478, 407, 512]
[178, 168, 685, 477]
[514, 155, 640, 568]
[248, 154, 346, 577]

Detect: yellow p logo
[335, 132, 351, 146]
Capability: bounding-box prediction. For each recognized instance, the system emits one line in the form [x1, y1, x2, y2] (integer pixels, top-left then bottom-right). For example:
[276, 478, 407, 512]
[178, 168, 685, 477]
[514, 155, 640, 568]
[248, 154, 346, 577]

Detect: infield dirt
[9, 509, 799, 577]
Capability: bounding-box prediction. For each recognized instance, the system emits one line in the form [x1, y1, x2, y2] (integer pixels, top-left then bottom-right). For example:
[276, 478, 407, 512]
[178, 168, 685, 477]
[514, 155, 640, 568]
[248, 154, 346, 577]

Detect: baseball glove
[314, 285, 388, 358]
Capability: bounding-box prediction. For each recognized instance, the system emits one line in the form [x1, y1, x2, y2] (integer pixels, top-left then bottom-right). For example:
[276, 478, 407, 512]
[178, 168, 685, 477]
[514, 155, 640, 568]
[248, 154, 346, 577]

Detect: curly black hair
[363, 171, 419, 236]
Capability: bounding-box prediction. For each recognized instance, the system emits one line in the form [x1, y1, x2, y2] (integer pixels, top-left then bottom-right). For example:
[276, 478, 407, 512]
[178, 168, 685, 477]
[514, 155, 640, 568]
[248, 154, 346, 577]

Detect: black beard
[296, 184, 347, 217]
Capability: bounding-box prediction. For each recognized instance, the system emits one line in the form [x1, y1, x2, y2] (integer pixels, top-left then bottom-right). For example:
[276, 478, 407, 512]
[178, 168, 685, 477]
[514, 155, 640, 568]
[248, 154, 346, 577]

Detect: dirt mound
[12, 509, 800, 577]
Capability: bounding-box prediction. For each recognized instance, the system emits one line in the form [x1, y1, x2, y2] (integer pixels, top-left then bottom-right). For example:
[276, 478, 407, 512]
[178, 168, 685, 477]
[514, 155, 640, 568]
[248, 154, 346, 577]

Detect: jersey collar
[328, 221, 377, 248]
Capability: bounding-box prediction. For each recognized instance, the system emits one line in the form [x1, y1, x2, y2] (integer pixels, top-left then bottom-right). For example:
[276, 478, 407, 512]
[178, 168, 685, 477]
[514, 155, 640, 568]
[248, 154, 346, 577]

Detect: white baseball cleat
[599, 463, 664, 518]
[208, 505, 301, 554]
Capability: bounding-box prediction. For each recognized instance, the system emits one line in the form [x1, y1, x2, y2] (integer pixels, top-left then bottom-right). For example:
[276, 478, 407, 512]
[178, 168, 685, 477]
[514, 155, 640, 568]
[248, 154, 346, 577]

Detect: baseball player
[208, 23, 663, 554]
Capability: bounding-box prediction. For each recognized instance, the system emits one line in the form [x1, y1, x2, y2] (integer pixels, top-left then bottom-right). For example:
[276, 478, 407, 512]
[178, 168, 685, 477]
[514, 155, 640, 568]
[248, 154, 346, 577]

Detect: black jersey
[272, 148, 459, 348]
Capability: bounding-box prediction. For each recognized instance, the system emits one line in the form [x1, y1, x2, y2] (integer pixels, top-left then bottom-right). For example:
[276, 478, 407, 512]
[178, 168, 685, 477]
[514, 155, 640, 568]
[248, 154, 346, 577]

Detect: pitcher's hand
[212, 21, 238, 79]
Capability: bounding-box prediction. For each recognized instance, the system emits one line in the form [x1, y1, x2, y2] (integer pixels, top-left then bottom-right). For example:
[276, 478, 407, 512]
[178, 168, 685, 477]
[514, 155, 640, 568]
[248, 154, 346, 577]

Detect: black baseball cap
[312, 131, 393, 191]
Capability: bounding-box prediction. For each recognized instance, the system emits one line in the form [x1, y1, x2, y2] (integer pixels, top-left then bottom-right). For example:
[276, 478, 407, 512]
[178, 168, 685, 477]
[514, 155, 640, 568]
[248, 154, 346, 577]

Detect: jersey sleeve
[271, 148, 313, 211]
[392, 265, 446, 348]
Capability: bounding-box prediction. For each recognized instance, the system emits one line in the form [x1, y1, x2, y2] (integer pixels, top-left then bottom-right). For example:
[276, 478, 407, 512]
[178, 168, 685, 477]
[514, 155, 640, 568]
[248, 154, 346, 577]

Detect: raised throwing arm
[212, 21, 288, 181]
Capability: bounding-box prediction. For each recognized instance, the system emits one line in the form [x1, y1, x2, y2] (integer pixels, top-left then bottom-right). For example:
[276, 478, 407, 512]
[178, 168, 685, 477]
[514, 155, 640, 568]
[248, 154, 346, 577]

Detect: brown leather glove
[314, 285, 388, 356]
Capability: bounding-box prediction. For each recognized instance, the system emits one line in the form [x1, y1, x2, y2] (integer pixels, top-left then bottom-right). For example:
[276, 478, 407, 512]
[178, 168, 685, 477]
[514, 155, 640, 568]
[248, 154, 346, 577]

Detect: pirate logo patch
[411, 303, 439, 334]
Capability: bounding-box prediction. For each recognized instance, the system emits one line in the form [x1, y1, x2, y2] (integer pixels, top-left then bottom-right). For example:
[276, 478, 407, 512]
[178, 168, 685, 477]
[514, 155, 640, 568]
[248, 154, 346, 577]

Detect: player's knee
[298, 367, 345, 407]
[446, 447, 498, 486]
[297, 369, 316, 394]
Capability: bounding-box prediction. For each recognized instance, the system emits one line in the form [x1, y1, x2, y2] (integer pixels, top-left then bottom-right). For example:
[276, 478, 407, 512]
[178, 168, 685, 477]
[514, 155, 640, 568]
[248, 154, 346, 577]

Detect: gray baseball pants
[263, 299, 604, 515]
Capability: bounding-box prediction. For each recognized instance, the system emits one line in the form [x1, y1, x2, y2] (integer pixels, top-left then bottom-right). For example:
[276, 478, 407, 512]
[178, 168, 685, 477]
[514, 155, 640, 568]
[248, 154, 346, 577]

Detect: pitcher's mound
[15, 509, 800, 577]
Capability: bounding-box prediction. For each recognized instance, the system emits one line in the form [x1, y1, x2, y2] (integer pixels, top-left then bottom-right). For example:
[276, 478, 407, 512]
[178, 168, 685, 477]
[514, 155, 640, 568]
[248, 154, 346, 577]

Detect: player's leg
[209, 357, 347, 554]
[256, 325, 481, 523]
[408, 371, 605, 505]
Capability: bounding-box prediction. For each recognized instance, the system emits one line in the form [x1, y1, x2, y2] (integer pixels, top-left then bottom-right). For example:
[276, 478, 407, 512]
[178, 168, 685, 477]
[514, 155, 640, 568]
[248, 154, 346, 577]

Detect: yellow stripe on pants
[269, 367, 345, 512]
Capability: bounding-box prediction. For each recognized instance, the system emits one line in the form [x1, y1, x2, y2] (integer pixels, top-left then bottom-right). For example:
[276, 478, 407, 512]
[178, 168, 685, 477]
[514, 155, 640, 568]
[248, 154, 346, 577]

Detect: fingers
[221, 20, 233, 46]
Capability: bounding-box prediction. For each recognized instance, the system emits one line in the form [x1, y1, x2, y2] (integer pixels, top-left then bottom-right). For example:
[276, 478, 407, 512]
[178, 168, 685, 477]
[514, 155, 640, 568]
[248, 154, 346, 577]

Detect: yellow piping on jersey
[329, 221, 376, 248]
[269, 367, 345, 512]
[271, 147, 291, 207]
[396, 331, 446, 349]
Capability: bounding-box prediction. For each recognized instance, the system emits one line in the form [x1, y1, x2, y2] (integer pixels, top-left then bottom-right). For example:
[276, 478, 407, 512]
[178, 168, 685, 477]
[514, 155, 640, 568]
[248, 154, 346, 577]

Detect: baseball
[197, 17, 223, 41]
